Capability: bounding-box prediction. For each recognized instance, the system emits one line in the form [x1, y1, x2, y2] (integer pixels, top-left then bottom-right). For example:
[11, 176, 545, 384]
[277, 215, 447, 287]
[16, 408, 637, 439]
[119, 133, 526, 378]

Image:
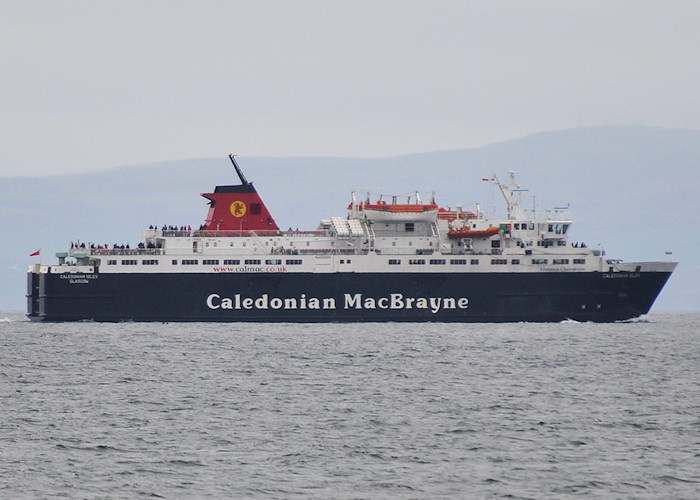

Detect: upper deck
[34, 166, 675, 277]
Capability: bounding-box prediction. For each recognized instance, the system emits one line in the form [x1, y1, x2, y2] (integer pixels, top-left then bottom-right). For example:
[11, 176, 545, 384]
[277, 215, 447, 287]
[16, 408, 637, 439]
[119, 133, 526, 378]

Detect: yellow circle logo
[230, 200, 247, 217]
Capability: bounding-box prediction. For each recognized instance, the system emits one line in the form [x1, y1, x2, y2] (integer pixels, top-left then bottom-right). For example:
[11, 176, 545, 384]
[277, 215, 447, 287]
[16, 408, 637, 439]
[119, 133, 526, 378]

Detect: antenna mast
[228, 152, 249, 185]
[492, 171, 528, 220]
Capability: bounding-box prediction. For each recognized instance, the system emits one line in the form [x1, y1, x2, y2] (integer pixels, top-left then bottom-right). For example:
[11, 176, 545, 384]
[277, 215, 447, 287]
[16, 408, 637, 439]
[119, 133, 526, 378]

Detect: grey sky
[2, 0, 699, 177]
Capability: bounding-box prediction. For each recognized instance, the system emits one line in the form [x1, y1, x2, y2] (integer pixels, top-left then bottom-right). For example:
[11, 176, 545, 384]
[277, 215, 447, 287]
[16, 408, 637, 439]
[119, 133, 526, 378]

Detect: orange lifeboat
[447, 226, 500, 239]
[349, 200, 439, 221]
[350, 200, 439, 213]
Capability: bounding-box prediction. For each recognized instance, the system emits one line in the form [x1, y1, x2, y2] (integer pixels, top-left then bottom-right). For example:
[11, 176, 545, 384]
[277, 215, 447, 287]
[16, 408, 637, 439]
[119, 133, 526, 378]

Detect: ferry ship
[27, 154, 676, 322]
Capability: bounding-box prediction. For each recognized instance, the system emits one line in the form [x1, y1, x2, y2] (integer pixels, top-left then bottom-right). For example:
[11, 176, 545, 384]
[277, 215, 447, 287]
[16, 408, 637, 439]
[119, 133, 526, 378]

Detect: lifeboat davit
[436, 208, 477, 220]
[447, 226, 500, 239]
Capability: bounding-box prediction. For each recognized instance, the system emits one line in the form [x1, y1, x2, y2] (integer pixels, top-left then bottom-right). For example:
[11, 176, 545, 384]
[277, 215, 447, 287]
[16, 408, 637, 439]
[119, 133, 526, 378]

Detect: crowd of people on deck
[150, 225, 192, 232]
[71, 241, 131, 250]
[70, 240, 161, 252]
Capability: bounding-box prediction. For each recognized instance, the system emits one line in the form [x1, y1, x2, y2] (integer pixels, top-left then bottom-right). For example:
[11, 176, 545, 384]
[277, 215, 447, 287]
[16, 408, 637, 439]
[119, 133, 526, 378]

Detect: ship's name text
[206, 293, 469, 314]
[60, 274, 98, 284]
[603, 273, 640, 279]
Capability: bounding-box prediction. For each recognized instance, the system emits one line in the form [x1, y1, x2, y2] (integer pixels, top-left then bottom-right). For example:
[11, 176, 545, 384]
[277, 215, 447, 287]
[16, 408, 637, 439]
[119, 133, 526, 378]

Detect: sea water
[1, 311, 698, 498]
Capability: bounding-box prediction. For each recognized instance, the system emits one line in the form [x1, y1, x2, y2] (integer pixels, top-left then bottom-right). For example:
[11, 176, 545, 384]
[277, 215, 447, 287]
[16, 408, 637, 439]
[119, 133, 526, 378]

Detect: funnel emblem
[230, 200, 247, 218]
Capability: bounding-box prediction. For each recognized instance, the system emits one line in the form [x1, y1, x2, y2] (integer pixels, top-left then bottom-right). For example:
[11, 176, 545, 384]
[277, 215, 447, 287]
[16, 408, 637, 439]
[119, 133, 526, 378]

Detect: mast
[228, 152, 249, 186]
[492, 171, 528, 220]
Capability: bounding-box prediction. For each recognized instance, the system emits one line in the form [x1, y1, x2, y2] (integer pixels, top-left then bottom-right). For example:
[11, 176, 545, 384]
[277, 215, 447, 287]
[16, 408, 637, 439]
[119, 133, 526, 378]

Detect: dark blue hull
[27, 270, 673, 322]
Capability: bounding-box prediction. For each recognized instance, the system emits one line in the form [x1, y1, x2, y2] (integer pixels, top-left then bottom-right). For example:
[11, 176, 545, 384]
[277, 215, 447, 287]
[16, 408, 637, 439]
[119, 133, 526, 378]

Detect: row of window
[486, 258, 585, 265]
[175, 258, 304, 266]
[548, 223, 570, 234]
[532, 258, 586, 265]
[399, 258, 485, 265]
[397, 257, 587, 266]
[107, 257, 587, 267]
[500, 222, 572, 233]
[538, 240, 569, 247]
[106, 259, 141, 266]
[179, 258, 295, 266]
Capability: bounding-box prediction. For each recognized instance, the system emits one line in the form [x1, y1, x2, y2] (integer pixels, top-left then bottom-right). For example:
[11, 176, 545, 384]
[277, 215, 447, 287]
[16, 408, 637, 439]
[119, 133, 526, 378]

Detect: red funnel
[201, 155, 279, 232]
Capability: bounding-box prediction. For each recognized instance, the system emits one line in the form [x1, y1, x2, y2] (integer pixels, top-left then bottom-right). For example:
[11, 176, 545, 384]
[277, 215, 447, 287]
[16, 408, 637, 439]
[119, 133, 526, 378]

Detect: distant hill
[2, 125, 697, 312]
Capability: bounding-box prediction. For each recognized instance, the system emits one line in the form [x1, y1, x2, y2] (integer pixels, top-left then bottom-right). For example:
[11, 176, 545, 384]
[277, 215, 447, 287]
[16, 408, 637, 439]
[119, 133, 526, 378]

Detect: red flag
[30, 249, 40, 257]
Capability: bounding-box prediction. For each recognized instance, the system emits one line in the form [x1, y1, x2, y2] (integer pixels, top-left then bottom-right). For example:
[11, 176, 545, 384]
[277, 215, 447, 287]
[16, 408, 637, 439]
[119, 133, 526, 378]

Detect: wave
[560, 318, 583, 324]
